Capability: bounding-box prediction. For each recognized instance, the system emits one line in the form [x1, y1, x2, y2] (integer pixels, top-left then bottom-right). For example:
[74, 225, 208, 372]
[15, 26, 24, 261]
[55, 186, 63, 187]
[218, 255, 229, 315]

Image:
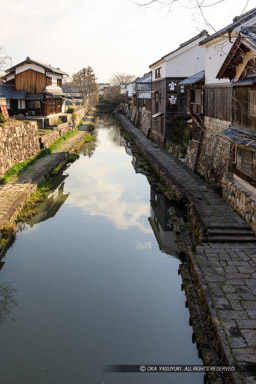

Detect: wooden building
[0, 57, 68, 116]
[217, 26, 256, 186]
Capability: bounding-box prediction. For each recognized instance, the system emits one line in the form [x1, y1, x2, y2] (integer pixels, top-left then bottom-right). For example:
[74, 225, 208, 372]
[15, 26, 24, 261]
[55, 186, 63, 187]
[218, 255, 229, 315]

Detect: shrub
[0, 113, 7, 127]
[67, 107, 75, 114]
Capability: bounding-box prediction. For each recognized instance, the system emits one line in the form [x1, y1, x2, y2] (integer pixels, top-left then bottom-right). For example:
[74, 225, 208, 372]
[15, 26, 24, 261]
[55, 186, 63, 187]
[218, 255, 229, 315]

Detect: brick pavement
[119, 114, 256, 384]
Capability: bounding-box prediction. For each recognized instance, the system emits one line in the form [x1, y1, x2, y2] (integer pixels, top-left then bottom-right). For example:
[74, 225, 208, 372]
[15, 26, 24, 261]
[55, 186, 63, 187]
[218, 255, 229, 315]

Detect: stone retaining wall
[74, 107, 88, 125]
[185, 117, 231, 188]
[140, 109, 151, 136]
[222, 176, 256, 232]
[39, 124, 72, 149]
[0, 121, 40, 178]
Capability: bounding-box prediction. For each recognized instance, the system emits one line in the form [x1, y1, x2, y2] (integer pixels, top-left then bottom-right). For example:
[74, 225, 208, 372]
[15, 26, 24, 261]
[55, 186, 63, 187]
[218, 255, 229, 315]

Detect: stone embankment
[118, 114, 256, 384]
[0, 130, 90, 230]
[0, 120, 40, 179]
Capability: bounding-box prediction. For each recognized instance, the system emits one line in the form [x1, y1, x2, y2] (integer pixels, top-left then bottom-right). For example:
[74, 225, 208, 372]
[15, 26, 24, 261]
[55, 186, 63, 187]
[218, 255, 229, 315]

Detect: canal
[0, 116, 203, 383]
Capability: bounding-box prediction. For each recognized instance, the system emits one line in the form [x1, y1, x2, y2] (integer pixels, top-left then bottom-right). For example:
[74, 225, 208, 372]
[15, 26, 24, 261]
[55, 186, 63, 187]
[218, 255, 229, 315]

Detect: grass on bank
[16, 182, 52, 222]
[0, 122, 94, 184]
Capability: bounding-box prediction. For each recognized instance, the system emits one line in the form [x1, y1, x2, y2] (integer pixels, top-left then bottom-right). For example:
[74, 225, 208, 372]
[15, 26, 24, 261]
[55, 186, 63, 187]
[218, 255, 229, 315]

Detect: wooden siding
[16, 69, 46, 93]
[204, 86, 232, 122]
[233, 86, 256, 130]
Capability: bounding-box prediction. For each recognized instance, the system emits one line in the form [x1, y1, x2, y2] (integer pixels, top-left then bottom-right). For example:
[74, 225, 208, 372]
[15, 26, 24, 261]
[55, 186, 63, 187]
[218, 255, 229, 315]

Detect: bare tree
[136, 0, 251, 33]
[72, 66, 98, 107]
[104, 85, 121, 102]
[109, 72, 136, 86]
[0, 47, 12, 78]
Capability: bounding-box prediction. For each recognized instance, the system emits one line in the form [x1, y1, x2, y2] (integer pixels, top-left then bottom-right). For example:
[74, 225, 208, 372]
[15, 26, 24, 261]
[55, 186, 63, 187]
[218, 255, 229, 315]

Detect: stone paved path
[119, 115, 256, 384]
[0, 131, 88, 228]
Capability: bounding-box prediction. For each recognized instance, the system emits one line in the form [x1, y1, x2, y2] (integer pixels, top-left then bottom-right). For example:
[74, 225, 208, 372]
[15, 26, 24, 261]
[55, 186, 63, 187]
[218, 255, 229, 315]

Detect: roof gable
[217, 26, 256, 80]
[5, 57, 68, 76]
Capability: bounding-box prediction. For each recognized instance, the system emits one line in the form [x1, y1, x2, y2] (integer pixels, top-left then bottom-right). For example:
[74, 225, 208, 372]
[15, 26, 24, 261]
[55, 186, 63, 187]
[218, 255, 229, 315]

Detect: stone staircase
[205, 226, 256, 243]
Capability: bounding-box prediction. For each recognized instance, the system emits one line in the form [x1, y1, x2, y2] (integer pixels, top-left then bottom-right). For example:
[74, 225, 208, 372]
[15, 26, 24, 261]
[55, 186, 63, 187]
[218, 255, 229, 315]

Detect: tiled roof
[232, 76, 256, 86]
[218, 124, 256, 151]
[201, 7, 256, 45]
[136, 72, 152, 83]
[6, 57, 68, 76]
[0, 85, 15, 98]
[137, 83, 151, 91]
[26, 94, 44, 100]
[179, 71, 205, 85]
[12, 91, 27, 99]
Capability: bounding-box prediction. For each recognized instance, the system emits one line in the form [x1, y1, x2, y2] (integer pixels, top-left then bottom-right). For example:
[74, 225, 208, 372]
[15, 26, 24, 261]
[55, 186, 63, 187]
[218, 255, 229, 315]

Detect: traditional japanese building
[149, 31, 208, 146]
[0, 57, 68, 116]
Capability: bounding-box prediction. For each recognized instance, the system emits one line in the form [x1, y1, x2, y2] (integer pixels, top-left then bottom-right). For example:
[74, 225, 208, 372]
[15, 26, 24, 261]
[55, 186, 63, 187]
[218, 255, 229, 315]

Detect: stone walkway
[0, 131, 88, 228]
[119, 115, 256, 384]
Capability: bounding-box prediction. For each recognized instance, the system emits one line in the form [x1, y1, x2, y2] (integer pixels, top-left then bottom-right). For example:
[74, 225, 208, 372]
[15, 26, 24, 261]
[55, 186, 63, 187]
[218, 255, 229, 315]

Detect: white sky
[1, 0, 254, 82]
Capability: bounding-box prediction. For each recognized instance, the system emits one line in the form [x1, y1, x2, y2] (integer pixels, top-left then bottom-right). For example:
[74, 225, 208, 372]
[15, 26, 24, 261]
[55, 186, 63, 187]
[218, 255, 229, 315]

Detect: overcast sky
[1, 0, 254, 82]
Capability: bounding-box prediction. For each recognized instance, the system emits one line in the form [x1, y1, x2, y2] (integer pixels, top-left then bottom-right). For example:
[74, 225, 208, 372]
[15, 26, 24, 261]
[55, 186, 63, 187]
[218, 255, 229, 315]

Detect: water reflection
[0, 115, 203, 384]
[149, 186, 186, 257]
[80, 128, 98, 158]
[27, 175, 70, 228]
[65, 128, 151, 233]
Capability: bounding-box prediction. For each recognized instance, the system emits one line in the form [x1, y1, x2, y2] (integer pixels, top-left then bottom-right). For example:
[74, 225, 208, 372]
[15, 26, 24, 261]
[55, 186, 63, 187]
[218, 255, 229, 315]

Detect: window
[249, 90, 256, 117]
[155, 68, 161, 79]
[28, 100, 40, 109]
[46, 77, 52, 86]
[236, 147, 253, 178]
[57, 78, 62, 87]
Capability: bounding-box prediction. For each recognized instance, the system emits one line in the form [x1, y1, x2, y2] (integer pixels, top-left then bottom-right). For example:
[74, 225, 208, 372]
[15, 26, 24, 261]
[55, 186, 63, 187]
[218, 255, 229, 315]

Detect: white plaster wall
[151, 62, 166, 81]
[16, 63, 45, 75]
[165, 44, 205, 77]
[62, 100, 66, 113]
[5, 74, 15, 81]
[46, 72, 63, 91]
[151, 37, 206, 80]
[204, 37, 233, 85]
[126, 83, 134, 97]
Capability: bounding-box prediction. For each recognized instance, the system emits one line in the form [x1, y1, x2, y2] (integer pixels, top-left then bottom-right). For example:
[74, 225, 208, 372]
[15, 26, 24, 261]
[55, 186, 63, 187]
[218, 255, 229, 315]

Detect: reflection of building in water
[132, 154, 145, 174]
[27, 176, 70, 227]
[149, 186, 186, 257]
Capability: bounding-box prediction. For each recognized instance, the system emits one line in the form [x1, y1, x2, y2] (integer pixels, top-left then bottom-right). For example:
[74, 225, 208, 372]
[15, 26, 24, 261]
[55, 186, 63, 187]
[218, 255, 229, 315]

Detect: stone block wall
[140, 109, 151, 136]
[222, 177, 256, 233]
[39, 123, 72, 149]
[185, 117, 231, 188]
[0, 121, 40, 178]
[184, 140, 200, 171]
[73, 107, 88, 125]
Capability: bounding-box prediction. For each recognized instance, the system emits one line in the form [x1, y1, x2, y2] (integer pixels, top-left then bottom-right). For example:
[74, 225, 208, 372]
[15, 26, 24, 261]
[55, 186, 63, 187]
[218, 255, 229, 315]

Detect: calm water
[0, 116, 203, 383]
